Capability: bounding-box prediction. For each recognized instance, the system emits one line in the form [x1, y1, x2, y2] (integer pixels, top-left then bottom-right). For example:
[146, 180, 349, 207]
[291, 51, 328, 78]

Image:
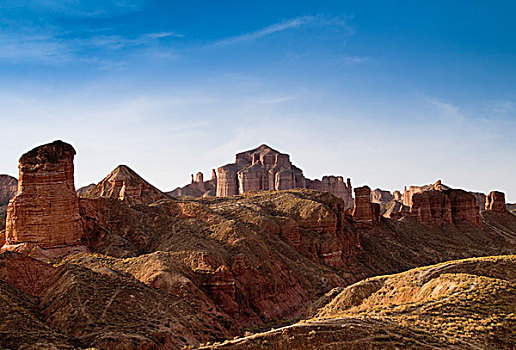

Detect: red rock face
[307, 176, 353, 208]
[217, 145, 306, 196]
[485, 191, 507, 213]
[0, 175, 18, 206]
[83, 165, 170, 205]
[410, 187, 481, 227]
[352, 186, 379, 229]
[447, 189, 481, 226]
[4, 140, 84, 248]
[410, 190, 452, 225]
[370, 188, 394, 204]
[211, 145, 353, 206]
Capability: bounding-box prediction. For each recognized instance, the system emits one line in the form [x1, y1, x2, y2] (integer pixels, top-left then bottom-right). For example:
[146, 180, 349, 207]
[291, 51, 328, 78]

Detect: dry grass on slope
[202, 255, 516, 349]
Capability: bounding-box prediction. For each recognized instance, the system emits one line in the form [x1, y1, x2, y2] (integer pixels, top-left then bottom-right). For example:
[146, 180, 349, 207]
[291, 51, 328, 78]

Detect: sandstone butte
[172, 144, 354, 208]
[3, 140, 84, 250]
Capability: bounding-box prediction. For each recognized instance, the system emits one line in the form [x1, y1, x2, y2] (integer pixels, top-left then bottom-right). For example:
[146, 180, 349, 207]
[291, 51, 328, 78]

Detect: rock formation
[77, 183, 95, 195]
[3, 140, 84, 248]
[0, 175, 18, 237]
[82, 165, 171, 205]
[216, 145, 306, 197]
[470, 191, 487, 211]
[370, 188, 394, 204]
[485, 191, 507, 213]
[0, 175, 18, 206]
[403, 180, 450, 207]
[172, 144, 355, 207]
[169, 169, 217, 197]
[307, 176, 353, 208]
[352, 186, 380, 229]
[408, 181, 481, 227]
[410, 189, 452, 225]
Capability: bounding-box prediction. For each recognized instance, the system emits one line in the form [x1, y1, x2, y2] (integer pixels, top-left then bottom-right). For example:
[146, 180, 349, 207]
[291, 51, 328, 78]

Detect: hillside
[204, 255, 516, 349]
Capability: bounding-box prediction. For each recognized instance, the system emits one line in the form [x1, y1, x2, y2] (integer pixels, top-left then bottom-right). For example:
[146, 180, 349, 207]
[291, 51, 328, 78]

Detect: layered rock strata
[4, 140, 84, 248]
[409, 181, 481, 227]
[82, 165, 171, 205]
[307, 176, 353, 208]
[352, 186, 380, 229]
[210, 145, 353, 207]
[485, 191, 507, 213]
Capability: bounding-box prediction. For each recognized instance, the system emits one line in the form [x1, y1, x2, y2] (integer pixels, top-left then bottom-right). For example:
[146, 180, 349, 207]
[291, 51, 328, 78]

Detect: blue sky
[1, 0, 515, 200]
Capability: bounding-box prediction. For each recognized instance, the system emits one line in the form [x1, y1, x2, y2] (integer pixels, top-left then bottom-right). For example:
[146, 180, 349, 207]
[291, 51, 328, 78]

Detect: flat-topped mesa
[4, 140, 84, 248]
[352, 186, 380, 229]
[485, 191, 507, 213]
[407, 180, 481, 227]
[82, 165, 170, 205]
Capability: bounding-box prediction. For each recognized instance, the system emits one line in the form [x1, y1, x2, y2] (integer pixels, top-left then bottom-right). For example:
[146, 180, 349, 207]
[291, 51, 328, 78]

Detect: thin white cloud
[213, 16, 313, 47]
[211, 15, 352, 48]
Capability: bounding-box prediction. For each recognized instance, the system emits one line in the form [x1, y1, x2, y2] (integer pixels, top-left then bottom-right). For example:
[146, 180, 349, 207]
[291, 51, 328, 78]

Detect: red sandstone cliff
[3, 140, 84, 249]
[176, 145, 353, 207]
[408, 181, 481, 227]
[352, 186, 380, 229]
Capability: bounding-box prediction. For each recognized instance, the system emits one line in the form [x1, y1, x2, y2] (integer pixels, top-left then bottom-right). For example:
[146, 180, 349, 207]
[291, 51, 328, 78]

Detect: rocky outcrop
[408, 181, 481, 227]
[216, 145, 306, 197]
[307, 176, 353, 208]
[352, 186, 380, 229]
[182, 144, 355, 206]
[3, 140, 84, 249]
[403, 180, 449, 207]
[410, 189, 452, 225]
[470, 191, 487, 211]
[77, 183, 95, 195]
[370, 188, 394, 204]
[0, 175, 18, 206]
[170, 170, 217, 197]
[485, 191, 507, 213]
[82, 165, 171, 205]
